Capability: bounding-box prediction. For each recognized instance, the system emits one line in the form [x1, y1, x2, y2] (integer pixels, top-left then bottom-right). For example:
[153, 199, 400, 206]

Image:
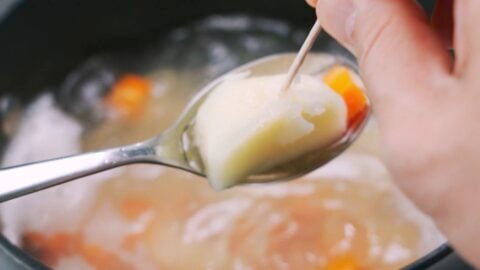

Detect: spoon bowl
[0, 53, 370, 202]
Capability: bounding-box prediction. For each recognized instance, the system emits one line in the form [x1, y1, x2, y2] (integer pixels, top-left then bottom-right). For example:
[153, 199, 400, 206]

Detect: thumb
[316, 0, 457, 220]
[316, 0, 453, 117]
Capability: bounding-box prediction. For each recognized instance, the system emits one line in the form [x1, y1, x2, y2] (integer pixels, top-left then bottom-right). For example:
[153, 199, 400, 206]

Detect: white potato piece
[194, 74, 347, 189]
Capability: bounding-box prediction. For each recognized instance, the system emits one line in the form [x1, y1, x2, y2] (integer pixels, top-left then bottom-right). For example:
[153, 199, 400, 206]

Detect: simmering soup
[0, 16, 443, 270]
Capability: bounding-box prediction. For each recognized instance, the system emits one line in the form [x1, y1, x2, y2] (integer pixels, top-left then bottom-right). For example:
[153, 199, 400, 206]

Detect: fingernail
[316, 0, 356, 47]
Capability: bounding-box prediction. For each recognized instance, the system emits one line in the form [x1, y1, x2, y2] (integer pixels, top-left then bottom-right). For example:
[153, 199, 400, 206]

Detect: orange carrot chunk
[23, 231, 131, 269]
[119, 197, 153, 220]
[22, 232, 79, 267]
[105, 74, 151, 117]
[323, 66, 367, 123]
[325, 254, 361, 270]
[80, 243, 132, 270]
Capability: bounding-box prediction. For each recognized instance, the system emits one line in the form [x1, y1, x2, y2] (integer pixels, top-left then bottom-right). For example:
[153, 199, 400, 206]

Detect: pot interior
[0, 1, 452, 269]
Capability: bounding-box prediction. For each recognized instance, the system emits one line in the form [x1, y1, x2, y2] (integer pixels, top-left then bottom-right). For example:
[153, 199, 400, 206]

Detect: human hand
[307, 0, 480, 267]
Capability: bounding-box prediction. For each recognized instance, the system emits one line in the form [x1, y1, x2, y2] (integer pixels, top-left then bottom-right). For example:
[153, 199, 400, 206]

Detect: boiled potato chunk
[194, 74, 347, 189]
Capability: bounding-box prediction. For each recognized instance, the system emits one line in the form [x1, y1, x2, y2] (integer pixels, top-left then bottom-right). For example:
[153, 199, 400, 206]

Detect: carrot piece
[105, 74, 151, 117]
[47, 233, 78, 254]
[80, 243, 132, 270]
[23, 231, 131, 269]
[325, 254, 360, 270]
[323, 66, 367, 123]
[323, 66, 354, 94]
[22, 232, 55, 265]
[122, 232, 147, 251]
[22, 231, 47, 248]
[119, 197, 152, 219]
[22, 232, 79, 267]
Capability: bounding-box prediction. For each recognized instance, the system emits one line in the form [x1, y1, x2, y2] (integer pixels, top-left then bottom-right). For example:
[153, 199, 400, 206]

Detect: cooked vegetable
[119, 197, 153, 220]
[325, 254, 360, 270]
[323, 66, 367, 123]
[23, 231, 131, 269]
[195, 74, 347, 189]
[105, 74, 151, 117]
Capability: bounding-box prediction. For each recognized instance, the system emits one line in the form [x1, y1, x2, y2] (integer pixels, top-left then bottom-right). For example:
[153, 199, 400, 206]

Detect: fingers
[453, 1, 480, 75]
[432, 0, 454, 49]
[314, 0, 356, 50]
[315, 0, 453, 117]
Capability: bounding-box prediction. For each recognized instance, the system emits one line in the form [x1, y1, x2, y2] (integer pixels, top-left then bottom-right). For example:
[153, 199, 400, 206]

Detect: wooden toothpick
[280, 20, 322, 92]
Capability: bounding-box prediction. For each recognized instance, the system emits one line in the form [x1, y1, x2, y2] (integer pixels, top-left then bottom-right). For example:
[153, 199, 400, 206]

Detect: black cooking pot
[0, 0, 474, 269]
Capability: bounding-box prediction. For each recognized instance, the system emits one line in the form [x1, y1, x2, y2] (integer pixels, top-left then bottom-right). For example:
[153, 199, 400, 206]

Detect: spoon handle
[281, 19, 322, 92]
[0, 142, 156, 202]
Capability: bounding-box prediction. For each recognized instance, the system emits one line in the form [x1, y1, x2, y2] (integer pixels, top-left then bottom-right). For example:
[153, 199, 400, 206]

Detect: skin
[305, 0, 480, 267]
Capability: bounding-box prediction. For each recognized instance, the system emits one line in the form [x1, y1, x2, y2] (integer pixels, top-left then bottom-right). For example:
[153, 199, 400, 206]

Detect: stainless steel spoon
[0, 52, 370, 202]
